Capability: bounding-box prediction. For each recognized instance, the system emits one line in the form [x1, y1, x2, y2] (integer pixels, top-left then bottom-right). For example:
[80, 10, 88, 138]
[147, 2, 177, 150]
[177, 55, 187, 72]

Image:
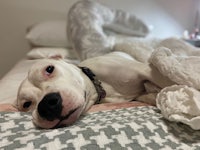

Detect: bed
[1, 0, 200, 149]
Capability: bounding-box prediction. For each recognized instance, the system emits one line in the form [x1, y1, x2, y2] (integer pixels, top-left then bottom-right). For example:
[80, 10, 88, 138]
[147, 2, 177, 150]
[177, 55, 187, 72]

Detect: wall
[100, 0, 196, 37]
[0, 0, 197, 78]
[0, 0, 79, 78]
[195, 0, 200, 29]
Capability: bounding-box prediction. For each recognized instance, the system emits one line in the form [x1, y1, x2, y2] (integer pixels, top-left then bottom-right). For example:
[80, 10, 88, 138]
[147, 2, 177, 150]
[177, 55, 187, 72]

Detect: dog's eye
[23, 101, 32, 109]
[45, 65, 55, 74]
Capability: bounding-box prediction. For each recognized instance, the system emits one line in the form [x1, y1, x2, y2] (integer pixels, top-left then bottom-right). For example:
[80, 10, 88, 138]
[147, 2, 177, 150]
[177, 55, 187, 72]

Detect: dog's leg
[136, 81, 161, 105]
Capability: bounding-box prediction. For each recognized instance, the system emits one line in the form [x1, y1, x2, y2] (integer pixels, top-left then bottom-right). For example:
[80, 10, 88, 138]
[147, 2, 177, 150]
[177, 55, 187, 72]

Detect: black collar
[79, 67, 106, 104]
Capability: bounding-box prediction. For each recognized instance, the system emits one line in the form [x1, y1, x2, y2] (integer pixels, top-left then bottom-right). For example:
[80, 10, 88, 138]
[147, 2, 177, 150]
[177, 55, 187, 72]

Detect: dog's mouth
[32, 106, 82, 129]
[52, 107, 79, 128]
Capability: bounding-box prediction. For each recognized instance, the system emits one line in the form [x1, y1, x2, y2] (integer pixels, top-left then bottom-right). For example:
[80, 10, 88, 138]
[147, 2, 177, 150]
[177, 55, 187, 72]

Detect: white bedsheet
[0, 59, 38, 105]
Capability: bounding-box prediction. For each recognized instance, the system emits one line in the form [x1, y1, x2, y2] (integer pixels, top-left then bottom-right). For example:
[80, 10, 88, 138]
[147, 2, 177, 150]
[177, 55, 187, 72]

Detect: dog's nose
[38, 92, 62, 121]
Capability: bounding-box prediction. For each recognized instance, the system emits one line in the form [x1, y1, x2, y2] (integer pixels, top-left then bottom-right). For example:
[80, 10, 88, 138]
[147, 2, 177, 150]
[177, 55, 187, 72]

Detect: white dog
[17, 48, 176, 129]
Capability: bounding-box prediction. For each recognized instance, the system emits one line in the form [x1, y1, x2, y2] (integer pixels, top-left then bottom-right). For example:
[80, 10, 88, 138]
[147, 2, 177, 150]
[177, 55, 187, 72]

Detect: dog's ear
[48, 54, 79, 65]
[48, 54, 63, 60]
[64, 59, 79, 66]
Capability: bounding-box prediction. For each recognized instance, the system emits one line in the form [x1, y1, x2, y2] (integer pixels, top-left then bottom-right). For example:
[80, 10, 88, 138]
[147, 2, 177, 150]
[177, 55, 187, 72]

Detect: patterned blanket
[1, 106, 200, 150]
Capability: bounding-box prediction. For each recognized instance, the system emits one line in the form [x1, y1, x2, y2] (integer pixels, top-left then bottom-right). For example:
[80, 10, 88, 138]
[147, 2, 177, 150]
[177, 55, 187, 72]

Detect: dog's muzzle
[38, 92, 63, 121]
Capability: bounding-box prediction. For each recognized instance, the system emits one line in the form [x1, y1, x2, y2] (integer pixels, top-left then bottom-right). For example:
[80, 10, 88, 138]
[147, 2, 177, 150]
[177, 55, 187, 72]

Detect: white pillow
[26, 20, 72, 48]
[26, 47, 77, 59]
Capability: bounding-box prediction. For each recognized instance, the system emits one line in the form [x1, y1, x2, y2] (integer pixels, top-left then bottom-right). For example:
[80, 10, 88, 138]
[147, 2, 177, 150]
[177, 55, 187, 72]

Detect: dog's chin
[32, 107, 83, 129]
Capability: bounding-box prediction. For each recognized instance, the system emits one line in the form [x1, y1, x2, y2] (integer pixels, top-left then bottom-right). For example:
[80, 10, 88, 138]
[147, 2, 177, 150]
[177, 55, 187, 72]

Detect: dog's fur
[17, 49, 175, 128]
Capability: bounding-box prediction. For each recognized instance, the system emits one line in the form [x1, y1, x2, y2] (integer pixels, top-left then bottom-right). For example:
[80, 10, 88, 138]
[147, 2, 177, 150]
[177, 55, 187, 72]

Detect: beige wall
[0, 0, 197, 78]
[0, 0, 78, 78]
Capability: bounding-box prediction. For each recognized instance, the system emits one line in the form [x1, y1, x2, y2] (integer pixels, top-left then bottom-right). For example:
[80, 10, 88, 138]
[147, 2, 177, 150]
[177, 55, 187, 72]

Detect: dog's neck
[79, 67, 106, 105]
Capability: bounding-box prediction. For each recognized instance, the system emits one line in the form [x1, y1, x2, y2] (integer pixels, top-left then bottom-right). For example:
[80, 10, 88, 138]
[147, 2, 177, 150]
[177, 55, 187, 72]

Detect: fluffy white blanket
[151, 46, 200, 130]
[115, 37, 200, 130]
[68, 0, 200, 130]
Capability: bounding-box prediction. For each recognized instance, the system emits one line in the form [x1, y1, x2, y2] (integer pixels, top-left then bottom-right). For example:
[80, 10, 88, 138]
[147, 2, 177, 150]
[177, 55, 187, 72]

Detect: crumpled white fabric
[150, 47, 200, 130]
[150, 47, 200, 90]
[156, 85, 200, 130]
[67, 0, 149, 60]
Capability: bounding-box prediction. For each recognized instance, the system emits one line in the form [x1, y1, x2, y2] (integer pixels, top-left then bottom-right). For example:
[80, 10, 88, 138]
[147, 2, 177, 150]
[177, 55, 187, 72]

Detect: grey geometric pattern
[1, 106, 200, 150]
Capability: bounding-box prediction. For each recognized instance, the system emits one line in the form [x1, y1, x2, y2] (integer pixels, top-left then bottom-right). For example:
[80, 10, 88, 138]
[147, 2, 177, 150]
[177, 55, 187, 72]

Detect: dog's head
[17, 59, 90, 129]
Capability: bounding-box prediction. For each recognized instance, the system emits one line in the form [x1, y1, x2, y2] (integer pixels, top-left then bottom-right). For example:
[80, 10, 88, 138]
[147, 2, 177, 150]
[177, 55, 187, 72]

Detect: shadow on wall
[99, 0, 197, 38]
